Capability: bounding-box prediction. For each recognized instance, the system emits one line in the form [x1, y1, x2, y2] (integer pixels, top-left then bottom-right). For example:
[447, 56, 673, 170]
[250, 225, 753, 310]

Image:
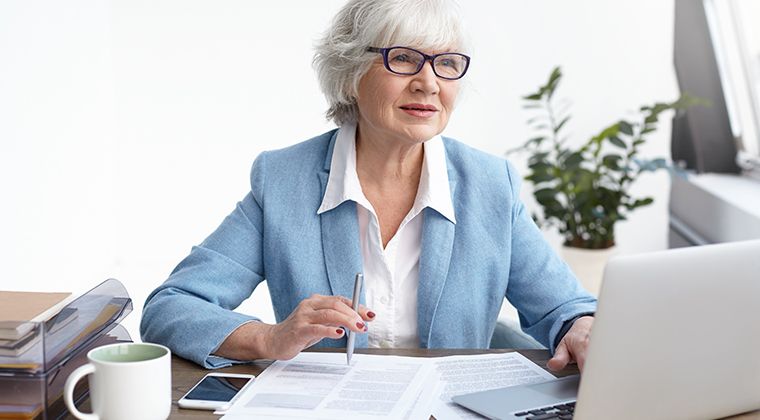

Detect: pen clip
[351, 273, 363, 310]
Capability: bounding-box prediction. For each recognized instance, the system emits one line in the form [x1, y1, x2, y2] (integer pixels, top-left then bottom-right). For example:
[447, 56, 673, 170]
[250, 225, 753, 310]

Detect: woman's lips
[399, 104, 438, 118]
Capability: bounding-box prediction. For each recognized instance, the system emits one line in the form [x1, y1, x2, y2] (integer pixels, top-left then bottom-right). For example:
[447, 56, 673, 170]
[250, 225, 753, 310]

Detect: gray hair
[313, 0, 468, 126]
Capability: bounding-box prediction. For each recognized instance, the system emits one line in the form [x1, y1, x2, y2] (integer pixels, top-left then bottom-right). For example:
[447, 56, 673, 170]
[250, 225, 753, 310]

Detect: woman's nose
[409, 61, 440, 95]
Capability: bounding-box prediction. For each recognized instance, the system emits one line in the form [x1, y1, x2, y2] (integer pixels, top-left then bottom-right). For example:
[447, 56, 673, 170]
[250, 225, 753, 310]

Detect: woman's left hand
[546, 316, 594, 372]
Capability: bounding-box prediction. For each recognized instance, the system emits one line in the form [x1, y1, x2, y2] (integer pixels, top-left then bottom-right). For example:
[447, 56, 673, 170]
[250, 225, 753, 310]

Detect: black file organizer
[0, 279, 133, 419]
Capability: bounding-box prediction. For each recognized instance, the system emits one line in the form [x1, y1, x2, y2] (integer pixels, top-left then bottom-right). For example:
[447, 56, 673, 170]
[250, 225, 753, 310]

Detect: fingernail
[356, 321, 365, 329]
[336, 329, 343, 335]
[363, 326, 368, 332]
[367, 311, 376, 318]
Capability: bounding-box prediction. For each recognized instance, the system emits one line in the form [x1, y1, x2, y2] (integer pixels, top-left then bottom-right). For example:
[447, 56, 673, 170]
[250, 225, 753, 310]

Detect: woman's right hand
[215, 294, 375, 361]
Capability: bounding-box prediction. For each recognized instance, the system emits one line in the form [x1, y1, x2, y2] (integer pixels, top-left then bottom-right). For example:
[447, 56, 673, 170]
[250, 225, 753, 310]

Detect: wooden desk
[166, 348, 760, 420]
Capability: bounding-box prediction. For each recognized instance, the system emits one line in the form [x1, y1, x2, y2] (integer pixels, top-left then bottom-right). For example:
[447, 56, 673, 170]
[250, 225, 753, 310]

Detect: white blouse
[317, 123, 456, 348]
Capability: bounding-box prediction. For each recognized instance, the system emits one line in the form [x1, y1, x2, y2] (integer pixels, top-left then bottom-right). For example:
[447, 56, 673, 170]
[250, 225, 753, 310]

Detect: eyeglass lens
[386, 47, 467, 79]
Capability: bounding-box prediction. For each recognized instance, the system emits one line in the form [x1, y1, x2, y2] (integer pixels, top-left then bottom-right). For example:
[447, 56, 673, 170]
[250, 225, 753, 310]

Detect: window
[705, 0, 760, 169]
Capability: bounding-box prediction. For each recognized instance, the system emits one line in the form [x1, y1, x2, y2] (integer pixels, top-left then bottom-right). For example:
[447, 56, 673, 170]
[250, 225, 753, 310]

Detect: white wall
[0, 1, 678, 340]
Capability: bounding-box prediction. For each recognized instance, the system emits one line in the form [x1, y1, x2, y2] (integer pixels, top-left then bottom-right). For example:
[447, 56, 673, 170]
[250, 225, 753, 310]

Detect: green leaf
[652, 103, 669, 114]
[534, 187, 558, 200]
[556, 149, 572, 162]
[677, 92, 710, 108]
[563, 151, 584, 168]
[596, 123, 620, 140]
[546, 67, 562, 97]
[524, 136, 545, 148]
[523, 93, 543, 101]
[527, 172, 555, 183]
[630, 197, 654, 209]
[547, 67, 562, 86]
[602, 154, 622, 170]
[608, 136, 626, 148]
[526, 115, 549, 125]
[527, 152, 550, 165]
[573, 169, 596, 190]
[534, 188, 561, 208]
[618, 121, 634, 136]
[555, 116, 570, 133]
[528, 161, 553, 172]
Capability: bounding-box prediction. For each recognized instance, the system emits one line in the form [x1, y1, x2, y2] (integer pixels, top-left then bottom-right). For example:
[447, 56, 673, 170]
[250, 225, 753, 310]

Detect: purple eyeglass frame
[366, 46, 471, 80]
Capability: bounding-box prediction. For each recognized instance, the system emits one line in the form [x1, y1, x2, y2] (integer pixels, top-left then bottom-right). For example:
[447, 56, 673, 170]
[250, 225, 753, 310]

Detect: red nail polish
[367, 311, 376, 318]
[356, 321, 365, 329]
[363, 326, 368, 332]
[336, 329, 343, 335]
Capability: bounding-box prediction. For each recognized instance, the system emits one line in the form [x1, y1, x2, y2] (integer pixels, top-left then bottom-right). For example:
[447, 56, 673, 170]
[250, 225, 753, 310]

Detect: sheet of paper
[403, 367, 440, 420]
[430, 352, 556, 420]
[222, 352, 434, 420]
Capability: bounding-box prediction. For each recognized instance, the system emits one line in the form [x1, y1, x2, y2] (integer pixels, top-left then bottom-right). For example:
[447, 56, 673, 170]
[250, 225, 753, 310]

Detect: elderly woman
[141, 0, 596, 371]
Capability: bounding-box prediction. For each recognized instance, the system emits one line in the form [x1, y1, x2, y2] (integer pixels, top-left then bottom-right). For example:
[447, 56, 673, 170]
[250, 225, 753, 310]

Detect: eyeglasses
[367, 46, 470, 80]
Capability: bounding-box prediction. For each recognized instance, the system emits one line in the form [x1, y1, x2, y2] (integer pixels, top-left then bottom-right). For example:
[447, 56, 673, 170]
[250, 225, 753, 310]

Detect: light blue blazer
[140, 130, 597, 368]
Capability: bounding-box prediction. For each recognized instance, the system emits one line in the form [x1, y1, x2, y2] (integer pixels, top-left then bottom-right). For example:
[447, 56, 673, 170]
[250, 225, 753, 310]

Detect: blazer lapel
[318, 186, 364, 301]
[317, 137, 368, 347]
[418, 166, 458, 348]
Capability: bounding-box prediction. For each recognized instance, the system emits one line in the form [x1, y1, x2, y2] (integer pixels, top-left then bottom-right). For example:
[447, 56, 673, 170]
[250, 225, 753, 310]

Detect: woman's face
[355, 49, 460, 146]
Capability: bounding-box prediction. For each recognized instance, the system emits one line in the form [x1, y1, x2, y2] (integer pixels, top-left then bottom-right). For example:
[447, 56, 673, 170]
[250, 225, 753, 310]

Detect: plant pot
[560, 245, 618, 297]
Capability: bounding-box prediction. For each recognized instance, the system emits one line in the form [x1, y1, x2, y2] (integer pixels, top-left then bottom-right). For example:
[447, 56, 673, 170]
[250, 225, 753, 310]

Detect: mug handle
[64, 363, 100, 420]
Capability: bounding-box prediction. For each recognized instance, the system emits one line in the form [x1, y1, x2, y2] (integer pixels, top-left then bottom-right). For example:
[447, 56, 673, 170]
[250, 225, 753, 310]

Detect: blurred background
[0, 0, 680, 339]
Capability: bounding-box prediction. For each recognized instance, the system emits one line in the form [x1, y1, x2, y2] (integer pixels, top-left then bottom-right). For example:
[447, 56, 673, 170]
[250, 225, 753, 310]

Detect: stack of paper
[221, 352, 555, 420]
[0, 291, 74, 357]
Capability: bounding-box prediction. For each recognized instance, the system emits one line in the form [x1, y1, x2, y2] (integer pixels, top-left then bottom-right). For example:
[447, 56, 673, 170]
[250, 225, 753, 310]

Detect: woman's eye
[439, 58, 457, 68]
[392, 54, 412, 63]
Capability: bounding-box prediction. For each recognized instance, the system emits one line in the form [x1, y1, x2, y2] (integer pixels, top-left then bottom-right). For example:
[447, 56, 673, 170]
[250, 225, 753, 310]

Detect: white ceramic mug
[63, 342, 171, 420]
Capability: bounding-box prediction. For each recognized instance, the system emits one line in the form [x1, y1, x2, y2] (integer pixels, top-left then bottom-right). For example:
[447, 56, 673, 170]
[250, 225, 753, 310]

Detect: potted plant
[512, 67, 698, 292]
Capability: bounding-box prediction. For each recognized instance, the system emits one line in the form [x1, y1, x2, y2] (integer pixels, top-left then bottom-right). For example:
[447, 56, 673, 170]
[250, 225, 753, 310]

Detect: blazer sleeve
[502, 160, 597, 353]
[140, 153, 269, 368]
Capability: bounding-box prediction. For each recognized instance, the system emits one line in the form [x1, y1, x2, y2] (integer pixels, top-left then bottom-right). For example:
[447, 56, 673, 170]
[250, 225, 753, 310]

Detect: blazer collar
[318, 124, 455, 224]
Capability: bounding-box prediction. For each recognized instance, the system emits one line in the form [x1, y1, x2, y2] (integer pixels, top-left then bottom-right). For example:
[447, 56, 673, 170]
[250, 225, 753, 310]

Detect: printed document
[221, 351, 555, 420]
[222, 352, 434, 419]
[430, 353, 556, 419]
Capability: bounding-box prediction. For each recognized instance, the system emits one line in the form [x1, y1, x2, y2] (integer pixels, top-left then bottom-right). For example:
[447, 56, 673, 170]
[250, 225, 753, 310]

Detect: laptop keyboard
[514, 401, 575, 419]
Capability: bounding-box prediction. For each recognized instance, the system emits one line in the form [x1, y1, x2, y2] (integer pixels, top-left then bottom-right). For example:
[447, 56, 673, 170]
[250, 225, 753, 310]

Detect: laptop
[453, 239, 760, 420]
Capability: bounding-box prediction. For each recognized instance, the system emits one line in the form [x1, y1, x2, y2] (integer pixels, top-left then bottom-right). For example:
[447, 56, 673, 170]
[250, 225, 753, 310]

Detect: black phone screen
[184, 375, 253, 402]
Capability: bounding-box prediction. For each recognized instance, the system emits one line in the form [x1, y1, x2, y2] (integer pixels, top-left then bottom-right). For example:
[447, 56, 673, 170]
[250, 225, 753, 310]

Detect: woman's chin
[396, 123, 445, 142]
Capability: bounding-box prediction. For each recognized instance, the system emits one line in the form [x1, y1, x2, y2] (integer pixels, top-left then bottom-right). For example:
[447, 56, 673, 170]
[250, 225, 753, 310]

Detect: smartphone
[177, 372, 255, 410]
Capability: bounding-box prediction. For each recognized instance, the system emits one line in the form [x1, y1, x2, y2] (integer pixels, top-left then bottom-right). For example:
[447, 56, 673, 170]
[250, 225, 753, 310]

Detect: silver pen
[346, 273, 363, 365]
